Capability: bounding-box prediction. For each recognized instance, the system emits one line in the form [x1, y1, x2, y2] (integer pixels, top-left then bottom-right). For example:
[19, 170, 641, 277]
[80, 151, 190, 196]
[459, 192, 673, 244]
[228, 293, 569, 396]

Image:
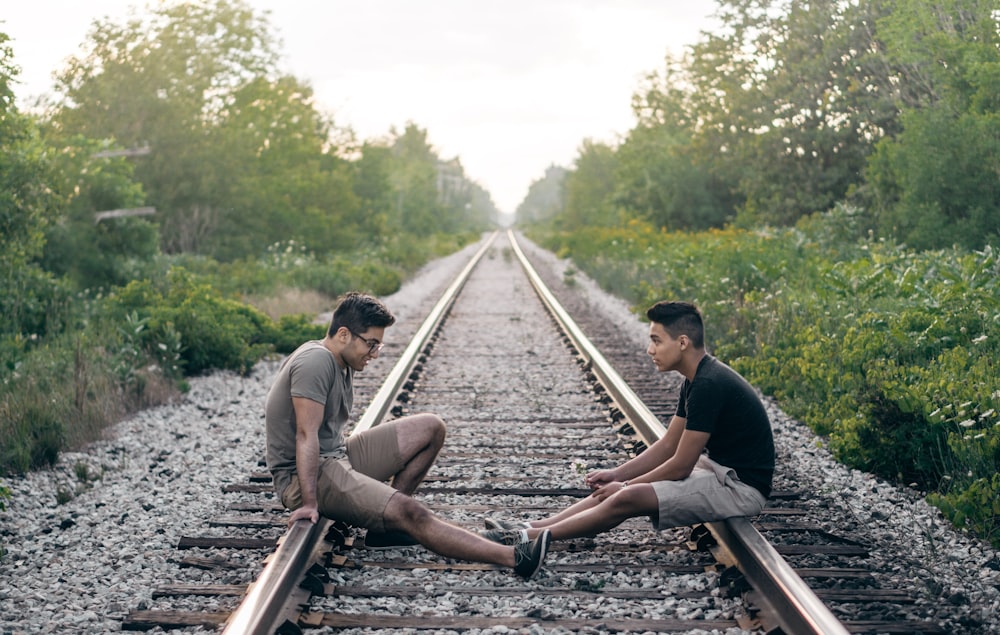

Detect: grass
[245, 288, 333, 322]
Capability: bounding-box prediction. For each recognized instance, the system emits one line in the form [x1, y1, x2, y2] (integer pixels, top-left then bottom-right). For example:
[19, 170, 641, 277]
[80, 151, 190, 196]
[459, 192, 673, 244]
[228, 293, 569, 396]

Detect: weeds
[563, 266, 577, 287]
[55, 485, 74, 505]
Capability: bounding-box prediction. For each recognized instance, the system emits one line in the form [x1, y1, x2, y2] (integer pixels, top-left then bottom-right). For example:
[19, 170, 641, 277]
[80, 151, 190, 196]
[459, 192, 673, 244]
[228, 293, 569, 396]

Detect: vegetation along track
[123, 231, 956, 634]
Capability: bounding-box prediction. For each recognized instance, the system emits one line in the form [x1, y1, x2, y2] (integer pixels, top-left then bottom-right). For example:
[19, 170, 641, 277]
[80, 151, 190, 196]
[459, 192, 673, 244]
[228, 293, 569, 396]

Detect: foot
[481, 528, 528, 545]
[484, 517, 531, 531]
[513, 528, 551, 579]
[364, 529, 420, 549]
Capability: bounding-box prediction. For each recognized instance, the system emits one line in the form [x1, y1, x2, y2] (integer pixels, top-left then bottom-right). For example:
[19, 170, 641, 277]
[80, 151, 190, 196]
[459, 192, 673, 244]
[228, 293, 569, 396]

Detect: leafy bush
[0, 268, 330, 476]
[107, 267, 274, 376]
[271, 314, 327, 354]
[0, 266, 73, 377]
[292, 259, 356, 298]
[928, 473, 1000, 546]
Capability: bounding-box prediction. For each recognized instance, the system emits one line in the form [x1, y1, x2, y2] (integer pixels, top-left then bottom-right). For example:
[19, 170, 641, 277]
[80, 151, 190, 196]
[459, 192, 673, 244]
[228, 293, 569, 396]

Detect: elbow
[671, 466, 694, 481]
[294, 427, 319, 452]
[669, 459, 699, 481]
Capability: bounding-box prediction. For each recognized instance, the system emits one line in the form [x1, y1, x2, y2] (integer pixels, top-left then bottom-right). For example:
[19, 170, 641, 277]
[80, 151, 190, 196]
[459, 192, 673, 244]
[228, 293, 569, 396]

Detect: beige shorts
[651, 455, 767, 529]
[279, 421, 405, 533]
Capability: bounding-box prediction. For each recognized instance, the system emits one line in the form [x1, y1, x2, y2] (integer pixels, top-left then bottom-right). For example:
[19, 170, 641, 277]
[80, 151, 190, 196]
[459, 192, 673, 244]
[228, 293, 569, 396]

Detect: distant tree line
[519, 0, 998, 252]
[27, 0, 494, 278]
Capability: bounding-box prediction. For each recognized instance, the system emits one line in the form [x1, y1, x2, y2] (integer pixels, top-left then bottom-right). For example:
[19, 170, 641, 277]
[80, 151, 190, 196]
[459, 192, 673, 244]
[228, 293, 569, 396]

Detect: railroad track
[122, 230, 950, 634]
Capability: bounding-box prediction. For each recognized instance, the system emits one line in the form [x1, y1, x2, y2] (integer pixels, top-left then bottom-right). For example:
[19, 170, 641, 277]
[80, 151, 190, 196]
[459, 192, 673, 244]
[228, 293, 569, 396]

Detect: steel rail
[353, 231, 498, 435]
[507, 228, 849, 635]
[504, 230, 667, 441]
[220, 518, 331, 634]
[221, 231, 499, 635]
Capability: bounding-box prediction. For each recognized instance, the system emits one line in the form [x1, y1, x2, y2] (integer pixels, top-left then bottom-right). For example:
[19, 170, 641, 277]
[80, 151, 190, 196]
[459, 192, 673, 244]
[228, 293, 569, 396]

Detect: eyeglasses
[349, 330, 383, 355]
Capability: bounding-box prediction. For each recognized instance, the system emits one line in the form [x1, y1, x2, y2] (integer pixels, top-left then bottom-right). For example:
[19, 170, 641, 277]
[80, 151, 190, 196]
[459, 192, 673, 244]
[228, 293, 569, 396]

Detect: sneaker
[513, 529, 551, 579]
[484, 517, 531, 531]
[481, 528, 528, 545]
[364, 529, 420, 549]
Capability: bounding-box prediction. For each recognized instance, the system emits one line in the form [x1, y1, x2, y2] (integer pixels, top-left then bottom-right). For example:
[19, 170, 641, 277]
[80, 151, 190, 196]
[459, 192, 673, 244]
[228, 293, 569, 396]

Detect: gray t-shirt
[265, 340, 354, 497]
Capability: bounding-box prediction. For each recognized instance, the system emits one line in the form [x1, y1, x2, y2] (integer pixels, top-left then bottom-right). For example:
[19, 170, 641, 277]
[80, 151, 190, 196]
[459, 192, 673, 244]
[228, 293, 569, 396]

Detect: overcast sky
[2, 1, 718, 214]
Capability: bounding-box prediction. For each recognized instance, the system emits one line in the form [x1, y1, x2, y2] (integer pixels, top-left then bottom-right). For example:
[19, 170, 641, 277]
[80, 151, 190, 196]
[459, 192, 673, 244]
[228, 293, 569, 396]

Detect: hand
[288, 505, 319, 526]
[589, 480, 628, 502]
[584, 468, 618, 490]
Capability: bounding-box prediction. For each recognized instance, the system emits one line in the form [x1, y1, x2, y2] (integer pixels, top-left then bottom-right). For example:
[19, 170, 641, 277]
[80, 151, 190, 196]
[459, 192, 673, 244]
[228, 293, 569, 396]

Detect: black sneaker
[364, 529, 420, 549]
[484, 517, 531, 531]
[513, 528, 551, 579]
[481, 528, 527, 545]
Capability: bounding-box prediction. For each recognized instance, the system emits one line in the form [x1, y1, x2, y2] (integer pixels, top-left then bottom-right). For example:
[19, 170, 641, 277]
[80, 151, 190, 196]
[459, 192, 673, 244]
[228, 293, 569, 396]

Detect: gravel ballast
[1, 233, 998, 634]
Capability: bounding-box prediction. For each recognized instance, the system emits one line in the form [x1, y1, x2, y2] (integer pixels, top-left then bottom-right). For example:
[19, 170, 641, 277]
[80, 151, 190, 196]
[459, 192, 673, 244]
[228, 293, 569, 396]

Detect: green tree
[464, 179, 500, 231]
[380, 123, 493, 236]
[0, 33, 68, 363]
[561, 139, 620, 230]
[685, 0, 898, 226]
[616, 59, 735, 231]
[516, 165, 566, 225]
[388, 123, 444, 235]
[865, 0, 1000, 249]
[353, 142, 396, 238]
[49, 0, 285, 257]
[38, 136, 158, 290]
[207, 75, 360, 260]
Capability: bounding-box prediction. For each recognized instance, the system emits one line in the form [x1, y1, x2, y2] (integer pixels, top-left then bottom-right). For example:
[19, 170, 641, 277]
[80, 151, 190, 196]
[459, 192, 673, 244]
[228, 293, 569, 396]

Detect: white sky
[2, 1, 718, 214]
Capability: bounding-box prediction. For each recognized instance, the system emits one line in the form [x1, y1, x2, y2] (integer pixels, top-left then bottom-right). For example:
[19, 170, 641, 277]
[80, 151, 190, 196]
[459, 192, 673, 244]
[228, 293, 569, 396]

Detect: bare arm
[630, 427, 707, 484]
[586, 414, 686, 488]
[288, 396, 323, 525]
[586, 415, 706, 489]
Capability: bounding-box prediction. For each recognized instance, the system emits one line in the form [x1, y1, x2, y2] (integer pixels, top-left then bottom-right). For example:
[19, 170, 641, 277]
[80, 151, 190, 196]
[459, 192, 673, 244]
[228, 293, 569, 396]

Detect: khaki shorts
[651, 455, 767, 529]
[279, 421, 405, 533]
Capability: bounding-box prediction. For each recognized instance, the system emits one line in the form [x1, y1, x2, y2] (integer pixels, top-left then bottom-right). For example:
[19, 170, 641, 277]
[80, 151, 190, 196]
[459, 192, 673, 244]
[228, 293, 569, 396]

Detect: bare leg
[391, 414, 446, 495]
[527, 493, 603, 528]
[384, 493, 515, 567]
[526, 485, 659, 541]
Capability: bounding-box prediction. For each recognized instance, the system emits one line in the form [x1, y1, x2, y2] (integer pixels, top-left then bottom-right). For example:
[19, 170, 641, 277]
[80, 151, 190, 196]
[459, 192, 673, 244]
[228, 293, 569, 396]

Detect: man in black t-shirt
[483, 301, 775, 542]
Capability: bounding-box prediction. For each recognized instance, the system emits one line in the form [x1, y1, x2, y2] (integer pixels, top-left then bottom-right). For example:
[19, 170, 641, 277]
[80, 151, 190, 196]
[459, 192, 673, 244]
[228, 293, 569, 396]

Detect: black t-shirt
[676, 355, 775, 498]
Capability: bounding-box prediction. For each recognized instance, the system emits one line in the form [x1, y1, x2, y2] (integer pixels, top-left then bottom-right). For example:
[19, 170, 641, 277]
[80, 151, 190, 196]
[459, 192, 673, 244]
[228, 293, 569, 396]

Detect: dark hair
[645, 301, 705, 348]
[328, 292, 395, 337]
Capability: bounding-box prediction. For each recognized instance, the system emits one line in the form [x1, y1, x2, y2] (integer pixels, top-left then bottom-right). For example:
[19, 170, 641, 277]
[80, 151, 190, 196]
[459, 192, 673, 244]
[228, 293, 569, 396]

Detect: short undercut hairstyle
[328, 292, 396, 337]
[646, 301, 705, 349]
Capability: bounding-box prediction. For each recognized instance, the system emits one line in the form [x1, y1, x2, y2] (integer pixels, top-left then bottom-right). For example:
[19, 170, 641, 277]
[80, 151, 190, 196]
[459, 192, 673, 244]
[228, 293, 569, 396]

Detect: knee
[415, 413, 446, 447]
[605, 488, 644, 517]
[429, 414, 446, 444]
[385, 494, 433, 529]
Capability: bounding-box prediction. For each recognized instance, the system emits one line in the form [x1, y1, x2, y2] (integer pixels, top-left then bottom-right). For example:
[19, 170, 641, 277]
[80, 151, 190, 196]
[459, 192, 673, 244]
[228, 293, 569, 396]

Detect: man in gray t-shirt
[266, 338, 353, 499]
[264, 291, 550, 579]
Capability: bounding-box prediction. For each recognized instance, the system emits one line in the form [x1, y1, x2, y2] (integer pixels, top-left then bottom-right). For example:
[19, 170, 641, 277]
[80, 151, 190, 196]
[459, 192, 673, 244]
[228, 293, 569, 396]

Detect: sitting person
[483, 300, 774, 544]
[266, 291, 550, 578]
